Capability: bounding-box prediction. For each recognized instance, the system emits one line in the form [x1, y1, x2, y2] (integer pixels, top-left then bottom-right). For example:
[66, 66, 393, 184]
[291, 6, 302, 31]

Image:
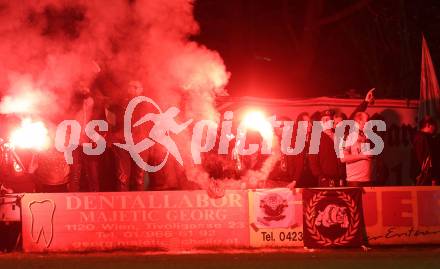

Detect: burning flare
[10, 118, 50, 151]
[241, 110, 274, 140]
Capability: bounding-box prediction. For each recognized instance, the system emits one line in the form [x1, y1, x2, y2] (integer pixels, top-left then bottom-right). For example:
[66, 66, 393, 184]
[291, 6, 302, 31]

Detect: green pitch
[0, 247, 439, 269]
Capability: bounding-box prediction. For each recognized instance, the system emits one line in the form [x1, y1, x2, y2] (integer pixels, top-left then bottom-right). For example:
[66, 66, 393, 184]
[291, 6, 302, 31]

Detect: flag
[419, 34, 440, 120]
[252, 188, 296, 228]
[302, 188, 363, 248]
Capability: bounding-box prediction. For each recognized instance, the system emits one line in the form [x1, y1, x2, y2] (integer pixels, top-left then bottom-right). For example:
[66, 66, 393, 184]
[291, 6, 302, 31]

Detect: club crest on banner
[253, 189, 296, 228]
[303, 188, 363, 247]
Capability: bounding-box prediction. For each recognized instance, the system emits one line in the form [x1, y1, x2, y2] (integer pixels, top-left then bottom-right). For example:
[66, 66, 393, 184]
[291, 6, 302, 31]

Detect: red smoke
[0, 0, 229, 116]
[0, 0, 230, 188]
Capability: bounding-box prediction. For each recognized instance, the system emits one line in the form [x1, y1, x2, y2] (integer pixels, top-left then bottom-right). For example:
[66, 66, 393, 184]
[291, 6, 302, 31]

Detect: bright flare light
[241, 110, 274, 140]
[10, 118, 50, 151]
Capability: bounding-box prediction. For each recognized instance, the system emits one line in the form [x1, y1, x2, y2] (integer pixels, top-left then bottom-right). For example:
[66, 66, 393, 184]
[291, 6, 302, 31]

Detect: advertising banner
[248, 186, 440, 247]
[248, 188, 303, 247]
[21, 190, 249, 252]
[20, 186, 440, 251]
[364, 186, 440, 245]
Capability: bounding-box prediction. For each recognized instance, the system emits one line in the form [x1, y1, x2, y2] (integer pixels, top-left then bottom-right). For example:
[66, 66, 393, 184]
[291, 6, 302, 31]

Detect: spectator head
[354, 111, 369, 131]
[370, 113, 386, 136]
[310, 111, 322, 121]
[296, 112, 312, 134]
[296, 112, 310, 122]
[320, 109, 334, 124]
[334, 111, 347, 128]
[275, 116, 292, 137]
[419, 115, 437, 134]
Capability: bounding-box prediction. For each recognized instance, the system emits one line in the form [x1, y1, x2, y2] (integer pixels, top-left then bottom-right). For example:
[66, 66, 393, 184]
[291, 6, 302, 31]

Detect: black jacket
[411, 131, 438, 179]
[308, 132, 346, 180]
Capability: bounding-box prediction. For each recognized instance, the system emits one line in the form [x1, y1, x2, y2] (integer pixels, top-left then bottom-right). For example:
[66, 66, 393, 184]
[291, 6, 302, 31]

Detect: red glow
[241, 110, 273, 140]
[10, 118, 50, 151]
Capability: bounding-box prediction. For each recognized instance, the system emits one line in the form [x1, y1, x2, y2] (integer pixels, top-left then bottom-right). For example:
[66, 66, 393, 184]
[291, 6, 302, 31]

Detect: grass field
[1, 247, 440, 269]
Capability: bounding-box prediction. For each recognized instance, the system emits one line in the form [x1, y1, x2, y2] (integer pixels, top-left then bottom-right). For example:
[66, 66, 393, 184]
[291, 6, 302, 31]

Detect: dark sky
[193, 0, 440, 99]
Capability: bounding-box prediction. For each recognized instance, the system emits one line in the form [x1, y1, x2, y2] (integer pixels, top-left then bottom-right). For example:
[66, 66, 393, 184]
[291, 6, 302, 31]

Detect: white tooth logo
[29, 200, 56, 248]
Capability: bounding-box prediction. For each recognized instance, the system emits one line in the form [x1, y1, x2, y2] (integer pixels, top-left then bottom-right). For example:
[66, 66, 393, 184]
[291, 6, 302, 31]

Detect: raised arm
[349, 88, 375, 119]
